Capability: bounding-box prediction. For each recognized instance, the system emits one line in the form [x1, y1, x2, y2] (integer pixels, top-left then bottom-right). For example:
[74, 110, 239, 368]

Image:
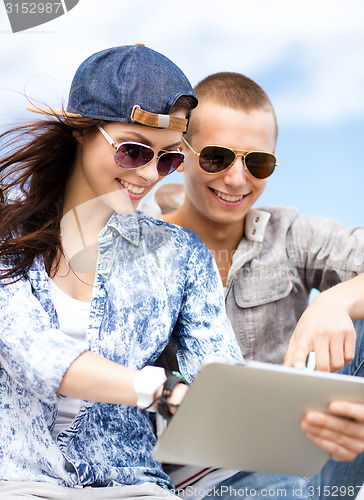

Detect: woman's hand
[154, 381, 189, 416]
[167, 382, 189, 412]
[301, 401, 364, 461]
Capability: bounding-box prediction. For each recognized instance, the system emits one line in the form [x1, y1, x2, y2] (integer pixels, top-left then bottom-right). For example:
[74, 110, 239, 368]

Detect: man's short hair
[188, 72, 278, 141]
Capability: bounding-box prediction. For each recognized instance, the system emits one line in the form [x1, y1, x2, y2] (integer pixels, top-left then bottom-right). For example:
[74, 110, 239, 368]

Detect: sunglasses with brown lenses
[182, 137, 278, 179]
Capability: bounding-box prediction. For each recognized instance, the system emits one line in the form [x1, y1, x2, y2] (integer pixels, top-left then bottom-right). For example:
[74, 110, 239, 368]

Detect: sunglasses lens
[114, 143, 154, 169]
[157, 152, 185, 176]
[245, 152, 276, 179]
[199, 146, 235, 173]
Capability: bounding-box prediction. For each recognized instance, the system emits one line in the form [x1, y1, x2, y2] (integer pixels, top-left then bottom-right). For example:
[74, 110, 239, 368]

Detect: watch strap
[155, 371, 187, 420]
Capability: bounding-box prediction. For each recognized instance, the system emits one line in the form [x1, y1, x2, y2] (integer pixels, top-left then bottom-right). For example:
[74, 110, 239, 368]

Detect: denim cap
[27, 44, 198, 132]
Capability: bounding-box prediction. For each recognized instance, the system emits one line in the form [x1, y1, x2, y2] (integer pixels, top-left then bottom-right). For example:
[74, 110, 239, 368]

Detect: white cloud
[0, 0, 363, 125]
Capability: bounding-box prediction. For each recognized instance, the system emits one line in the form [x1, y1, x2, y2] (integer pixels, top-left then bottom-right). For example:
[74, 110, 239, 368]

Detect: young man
[143, 72, 364, 498]
[148, 72, 364, 372]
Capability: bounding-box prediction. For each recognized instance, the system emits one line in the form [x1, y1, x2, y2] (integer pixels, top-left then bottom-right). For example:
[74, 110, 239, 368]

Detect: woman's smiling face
[66, 118, 185, 217]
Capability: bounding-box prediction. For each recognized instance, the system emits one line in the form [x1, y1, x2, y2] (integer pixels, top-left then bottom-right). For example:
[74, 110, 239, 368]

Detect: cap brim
[26, 105, 82, 119]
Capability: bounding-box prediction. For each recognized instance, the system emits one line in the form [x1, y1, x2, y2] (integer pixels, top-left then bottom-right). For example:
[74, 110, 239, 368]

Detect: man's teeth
[213, 189, 244, 202]
[118, 179, 145, 194]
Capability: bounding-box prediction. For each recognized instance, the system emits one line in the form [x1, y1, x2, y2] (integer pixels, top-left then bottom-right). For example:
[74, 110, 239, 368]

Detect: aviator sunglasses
[98, 126, 185, 176]
[182, 137, 278, 179]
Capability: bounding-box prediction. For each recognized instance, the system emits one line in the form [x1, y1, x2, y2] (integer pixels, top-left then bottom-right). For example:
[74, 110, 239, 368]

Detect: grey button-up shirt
[142, 183, 364, 364]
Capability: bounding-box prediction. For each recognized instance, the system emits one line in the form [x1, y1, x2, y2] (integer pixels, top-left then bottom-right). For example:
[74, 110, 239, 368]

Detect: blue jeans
[203, 319, 364, 500]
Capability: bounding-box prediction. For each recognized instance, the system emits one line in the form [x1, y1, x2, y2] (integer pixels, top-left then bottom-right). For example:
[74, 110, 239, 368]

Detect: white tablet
[153, 360, 364, 477]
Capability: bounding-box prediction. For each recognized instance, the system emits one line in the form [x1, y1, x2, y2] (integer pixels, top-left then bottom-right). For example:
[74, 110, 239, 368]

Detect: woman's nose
[136, 158, 160, 184]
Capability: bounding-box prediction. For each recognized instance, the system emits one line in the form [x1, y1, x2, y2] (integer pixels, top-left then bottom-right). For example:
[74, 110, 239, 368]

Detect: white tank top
[48, 279, 91, 439]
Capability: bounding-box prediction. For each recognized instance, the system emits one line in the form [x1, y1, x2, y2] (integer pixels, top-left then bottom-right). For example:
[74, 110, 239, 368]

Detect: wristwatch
[155, 371, 188, 419]
[134, 366, 167, 411]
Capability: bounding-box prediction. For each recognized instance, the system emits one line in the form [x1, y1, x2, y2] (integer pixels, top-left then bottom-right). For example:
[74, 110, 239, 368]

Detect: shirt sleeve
[0, 276, 89, 404]
[286, 214, 364, 292]
[172, 242, 244, 384]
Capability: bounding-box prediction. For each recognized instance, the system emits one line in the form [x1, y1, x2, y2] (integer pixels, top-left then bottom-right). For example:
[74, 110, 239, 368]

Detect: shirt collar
[244, 209, 271, 242]
[102, 211, 141, 246]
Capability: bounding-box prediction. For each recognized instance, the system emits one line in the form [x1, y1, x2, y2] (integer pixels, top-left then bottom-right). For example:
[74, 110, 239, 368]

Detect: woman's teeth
[118, 179, 145, 194]
[213, 189, 244, 202]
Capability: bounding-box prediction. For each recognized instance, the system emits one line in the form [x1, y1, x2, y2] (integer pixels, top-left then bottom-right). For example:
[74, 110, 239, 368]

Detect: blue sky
[0, 0, 363, 227]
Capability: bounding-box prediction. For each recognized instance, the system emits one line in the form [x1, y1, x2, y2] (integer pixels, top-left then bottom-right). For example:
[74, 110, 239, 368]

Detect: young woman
[0, 45, 242, 499]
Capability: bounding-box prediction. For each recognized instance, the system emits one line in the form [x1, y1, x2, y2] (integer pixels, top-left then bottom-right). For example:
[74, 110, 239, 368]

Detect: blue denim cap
[27, 45, 197, 132]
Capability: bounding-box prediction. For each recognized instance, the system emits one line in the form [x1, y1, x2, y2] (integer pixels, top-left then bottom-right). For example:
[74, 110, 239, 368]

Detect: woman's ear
[177, 143, 186, 172]
[72, 129, 84, 144]
[177, 163, 185, 173]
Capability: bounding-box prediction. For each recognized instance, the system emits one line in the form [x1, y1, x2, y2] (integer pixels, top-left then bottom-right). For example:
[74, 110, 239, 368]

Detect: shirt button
[252, 229, 256, 235]
[255, 216, 260, 223]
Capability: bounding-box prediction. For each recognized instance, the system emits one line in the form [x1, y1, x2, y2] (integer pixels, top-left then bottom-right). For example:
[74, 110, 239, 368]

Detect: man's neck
[164, 201, 245, 286]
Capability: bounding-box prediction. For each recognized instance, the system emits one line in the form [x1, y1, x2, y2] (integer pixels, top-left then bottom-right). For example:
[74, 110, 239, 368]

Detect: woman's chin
[99, 190, 140, 215]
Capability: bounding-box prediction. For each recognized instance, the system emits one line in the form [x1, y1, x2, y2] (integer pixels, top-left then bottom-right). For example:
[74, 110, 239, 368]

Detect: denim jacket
[141, 183, 364, 365]
[0, 210, 242, 489]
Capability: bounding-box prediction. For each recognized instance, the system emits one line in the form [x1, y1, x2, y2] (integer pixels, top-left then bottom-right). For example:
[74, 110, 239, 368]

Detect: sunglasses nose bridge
[230, 152, 248, 175]
[134, 155, 160, 183]
[222, 153, 250, 187]
[239, 153, 250, 174]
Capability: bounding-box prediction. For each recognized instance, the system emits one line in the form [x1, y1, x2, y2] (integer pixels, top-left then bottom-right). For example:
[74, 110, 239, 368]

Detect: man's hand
[284, 293, 356, 372]
[285, 274, 364, 372]
[301, 401, 364, 461]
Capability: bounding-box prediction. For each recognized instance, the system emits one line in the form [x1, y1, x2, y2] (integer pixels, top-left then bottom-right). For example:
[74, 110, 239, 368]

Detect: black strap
[154, 371, 187, 420]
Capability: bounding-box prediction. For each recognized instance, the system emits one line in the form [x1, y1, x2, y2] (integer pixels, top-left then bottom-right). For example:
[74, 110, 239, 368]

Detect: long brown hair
[0, 96, 196, 282]
[0, 116, 103, 281]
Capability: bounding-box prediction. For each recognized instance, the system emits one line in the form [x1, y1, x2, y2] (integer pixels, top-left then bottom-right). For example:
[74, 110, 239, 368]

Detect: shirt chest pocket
[231, 264, 293, 308]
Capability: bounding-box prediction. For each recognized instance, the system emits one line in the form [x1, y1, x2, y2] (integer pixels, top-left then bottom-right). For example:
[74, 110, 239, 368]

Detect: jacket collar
[100, 210, 141, 247]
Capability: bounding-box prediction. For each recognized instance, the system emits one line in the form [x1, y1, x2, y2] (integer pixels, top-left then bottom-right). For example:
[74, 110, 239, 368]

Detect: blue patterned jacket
[0, 211, 242, 490]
